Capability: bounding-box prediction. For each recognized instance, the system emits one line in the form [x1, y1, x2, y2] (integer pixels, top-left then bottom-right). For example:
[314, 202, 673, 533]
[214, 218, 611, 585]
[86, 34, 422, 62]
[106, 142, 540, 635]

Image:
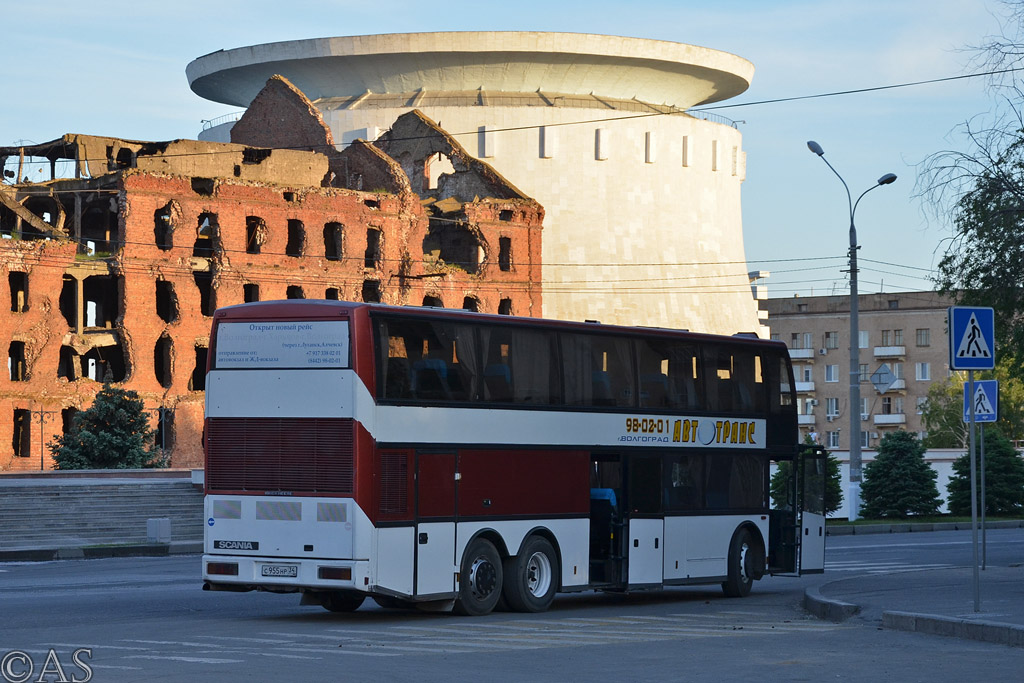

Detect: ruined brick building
[0, 76, 543, 471]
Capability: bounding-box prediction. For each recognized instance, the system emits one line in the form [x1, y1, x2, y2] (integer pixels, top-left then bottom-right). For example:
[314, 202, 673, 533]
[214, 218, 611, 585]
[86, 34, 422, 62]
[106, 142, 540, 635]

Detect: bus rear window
[214, 321, 350, 369]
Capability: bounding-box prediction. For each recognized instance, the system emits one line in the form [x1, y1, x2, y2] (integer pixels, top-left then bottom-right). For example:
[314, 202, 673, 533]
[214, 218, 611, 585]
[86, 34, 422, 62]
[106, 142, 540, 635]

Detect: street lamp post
[807, 140, 896, 521]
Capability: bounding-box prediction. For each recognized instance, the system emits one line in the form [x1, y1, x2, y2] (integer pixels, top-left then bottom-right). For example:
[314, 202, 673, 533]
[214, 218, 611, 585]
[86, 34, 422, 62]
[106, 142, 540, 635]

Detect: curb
[883, 610, 1024, 647]
[827, 520, 1024, 536]
[803, 585, 861, 622]
[0, 541, 202, 562]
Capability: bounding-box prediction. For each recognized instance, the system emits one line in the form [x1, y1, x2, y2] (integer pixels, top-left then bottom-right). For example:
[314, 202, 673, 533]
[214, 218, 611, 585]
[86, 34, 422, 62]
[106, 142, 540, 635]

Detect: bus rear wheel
[722, 527, 761, 598]
[502, 536, 558, 613]
[322, 590, 366, 612]
[454, 538, 503, 616]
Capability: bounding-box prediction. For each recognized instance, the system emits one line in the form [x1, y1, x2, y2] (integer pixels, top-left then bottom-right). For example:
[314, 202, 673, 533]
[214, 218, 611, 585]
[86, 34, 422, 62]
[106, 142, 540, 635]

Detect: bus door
[625, 455, 664, 587]
[415, 451, 458, 597]
[768, 446, 826, 575]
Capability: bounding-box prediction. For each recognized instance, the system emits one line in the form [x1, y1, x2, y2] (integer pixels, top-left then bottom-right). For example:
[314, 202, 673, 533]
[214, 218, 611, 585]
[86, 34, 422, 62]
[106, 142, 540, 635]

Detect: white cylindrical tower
[187, 32, 759, 334]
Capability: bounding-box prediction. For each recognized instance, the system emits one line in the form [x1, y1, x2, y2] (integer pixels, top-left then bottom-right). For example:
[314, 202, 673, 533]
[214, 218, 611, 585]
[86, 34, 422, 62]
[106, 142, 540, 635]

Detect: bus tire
[454, 538, 503, 616]
[322, 590, 366, 612]
[721, 527, 759, 598]
[502, 536, 559, 613]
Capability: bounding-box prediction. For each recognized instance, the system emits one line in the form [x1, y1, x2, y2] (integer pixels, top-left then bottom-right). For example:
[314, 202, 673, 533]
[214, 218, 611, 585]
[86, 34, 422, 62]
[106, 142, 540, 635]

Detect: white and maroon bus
[202, 300, 825, 616]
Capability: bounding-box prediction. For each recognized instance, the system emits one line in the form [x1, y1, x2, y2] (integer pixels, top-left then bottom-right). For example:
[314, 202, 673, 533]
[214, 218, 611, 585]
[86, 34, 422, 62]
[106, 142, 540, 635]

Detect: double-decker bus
[202, 300, 825, 616]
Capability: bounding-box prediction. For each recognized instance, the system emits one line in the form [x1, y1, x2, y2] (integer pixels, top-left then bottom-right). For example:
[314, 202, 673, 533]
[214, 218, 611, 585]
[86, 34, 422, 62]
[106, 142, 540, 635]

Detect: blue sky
[0, 0, 1005, 299]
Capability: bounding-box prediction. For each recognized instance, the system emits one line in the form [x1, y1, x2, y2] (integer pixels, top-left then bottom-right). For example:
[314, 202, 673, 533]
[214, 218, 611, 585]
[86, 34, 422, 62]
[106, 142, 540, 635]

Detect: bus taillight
[207, 562, 239, 576]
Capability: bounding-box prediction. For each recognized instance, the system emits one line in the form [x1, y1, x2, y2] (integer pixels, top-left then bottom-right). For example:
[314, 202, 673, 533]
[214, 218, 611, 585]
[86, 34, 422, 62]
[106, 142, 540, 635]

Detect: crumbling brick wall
[0, 78, 543, 470]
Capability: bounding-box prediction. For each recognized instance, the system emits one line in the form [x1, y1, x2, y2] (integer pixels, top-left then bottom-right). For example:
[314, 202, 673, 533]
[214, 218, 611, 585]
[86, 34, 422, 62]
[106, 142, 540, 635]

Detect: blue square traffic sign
[949, 307, 995, 370]
[963, 379, 998, 423]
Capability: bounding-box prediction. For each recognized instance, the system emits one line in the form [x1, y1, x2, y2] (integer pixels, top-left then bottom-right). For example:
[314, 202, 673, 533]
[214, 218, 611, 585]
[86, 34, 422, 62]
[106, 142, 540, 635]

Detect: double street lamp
[807, 140, 896, 521]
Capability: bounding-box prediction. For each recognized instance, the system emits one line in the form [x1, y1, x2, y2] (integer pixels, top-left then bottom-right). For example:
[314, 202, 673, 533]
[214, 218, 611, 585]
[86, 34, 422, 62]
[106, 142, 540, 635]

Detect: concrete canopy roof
[186, 32, 754, 110]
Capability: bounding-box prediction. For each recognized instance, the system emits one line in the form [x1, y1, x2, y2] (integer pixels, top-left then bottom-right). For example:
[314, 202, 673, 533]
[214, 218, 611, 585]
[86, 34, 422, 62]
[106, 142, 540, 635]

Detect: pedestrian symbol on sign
[975, 384, 994, 415]
[956, 312, 992, 360]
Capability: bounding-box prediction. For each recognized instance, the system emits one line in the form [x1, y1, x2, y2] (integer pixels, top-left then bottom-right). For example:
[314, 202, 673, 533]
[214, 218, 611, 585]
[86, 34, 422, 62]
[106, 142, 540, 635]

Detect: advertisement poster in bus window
[215, 321, 350, 368]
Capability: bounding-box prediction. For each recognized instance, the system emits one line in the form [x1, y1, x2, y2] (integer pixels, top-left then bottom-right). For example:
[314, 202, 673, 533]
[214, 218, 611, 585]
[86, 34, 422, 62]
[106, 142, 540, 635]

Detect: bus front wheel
[454, 538, 503, 616]
[322, 590, 366, 612]
[722, 527, 761, 598]
[503, 536, 559, 613]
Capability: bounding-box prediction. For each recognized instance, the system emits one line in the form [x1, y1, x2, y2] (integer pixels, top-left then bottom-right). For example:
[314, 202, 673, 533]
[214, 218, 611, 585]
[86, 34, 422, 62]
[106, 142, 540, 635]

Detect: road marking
[825, 561, 954, 574]
[124, 655, 245, 664]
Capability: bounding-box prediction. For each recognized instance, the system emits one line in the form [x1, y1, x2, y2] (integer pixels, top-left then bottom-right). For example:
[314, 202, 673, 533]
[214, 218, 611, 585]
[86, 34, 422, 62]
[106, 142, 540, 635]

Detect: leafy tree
[860, 431, 942, 518]
[921, 374, 968, 449]
[770, 437, 844, 515]
[917, 2, 1024, 377]
[947, 427, 1024, 515]
[922, 363, 1024, 448]
[50, 384, 166, 470]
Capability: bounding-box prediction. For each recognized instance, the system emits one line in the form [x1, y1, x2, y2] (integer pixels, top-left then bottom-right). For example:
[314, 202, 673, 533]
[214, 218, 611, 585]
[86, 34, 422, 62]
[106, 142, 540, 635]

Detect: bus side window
[664, 454, 702, 511]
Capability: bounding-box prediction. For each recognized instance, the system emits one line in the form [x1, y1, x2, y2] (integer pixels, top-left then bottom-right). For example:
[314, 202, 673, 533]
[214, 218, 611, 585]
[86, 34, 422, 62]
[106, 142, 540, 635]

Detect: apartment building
[763, 291, 953, 451]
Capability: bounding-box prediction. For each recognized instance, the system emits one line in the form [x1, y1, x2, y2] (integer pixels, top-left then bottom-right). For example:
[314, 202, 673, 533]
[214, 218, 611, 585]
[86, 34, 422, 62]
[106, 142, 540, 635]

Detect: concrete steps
[0, 477, 204, 551]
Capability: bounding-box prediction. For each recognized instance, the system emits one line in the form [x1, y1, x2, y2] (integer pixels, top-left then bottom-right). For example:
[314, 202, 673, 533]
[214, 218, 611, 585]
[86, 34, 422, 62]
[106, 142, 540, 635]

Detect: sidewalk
[806, 564, 1024, 647]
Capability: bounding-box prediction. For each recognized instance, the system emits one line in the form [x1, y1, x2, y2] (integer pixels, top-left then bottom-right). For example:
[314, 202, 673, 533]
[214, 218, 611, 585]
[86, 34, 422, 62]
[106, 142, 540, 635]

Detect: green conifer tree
[947, 427, 1024, 515]
[50, 384, 167, 469]
[860, 430, 941, 518]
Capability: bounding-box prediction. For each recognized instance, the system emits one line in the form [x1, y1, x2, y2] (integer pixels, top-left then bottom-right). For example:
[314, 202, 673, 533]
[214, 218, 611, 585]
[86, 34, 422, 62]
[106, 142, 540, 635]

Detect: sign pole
[981, 423, 987, 571]
[968, 370, 980, 612]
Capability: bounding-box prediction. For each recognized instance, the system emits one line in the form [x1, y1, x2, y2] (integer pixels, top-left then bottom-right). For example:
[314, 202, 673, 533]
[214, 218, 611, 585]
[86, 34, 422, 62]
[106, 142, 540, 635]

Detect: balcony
[788, 348, 815, 360]
[795, 381, 815, 393]
[873, 346, 906, 358]
[798, 414, 816, 425]
[874, 413, 907, 425]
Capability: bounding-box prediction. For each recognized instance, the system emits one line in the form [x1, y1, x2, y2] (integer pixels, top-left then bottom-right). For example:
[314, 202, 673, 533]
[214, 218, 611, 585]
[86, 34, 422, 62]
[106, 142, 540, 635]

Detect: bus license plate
[261, 564, 298, 578]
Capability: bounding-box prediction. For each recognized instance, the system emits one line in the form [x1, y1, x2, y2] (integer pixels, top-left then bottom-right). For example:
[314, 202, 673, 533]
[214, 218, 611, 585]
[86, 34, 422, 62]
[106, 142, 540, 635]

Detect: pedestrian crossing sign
[963, 379, 998, 423]
[948, 307, 995, 370]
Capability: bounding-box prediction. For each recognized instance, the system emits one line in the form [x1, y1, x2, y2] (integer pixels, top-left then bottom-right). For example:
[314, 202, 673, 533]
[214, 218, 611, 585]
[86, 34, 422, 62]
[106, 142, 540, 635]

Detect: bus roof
[213, 300, 784, 351]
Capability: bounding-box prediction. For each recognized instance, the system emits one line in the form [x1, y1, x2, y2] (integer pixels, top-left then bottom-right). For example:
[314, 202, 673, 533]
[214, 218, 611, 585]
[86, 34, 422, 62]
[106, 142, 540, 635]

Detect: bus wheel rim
[469, 556, 497, 599]
[526, 551, 552, 596]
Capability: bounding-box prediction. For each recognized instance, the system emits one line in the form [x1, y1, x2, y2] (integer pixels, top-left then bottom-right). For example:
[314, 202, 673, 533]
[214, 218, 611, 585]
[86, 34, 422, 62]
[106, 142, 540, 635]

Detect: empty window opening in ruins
[499, 210, 514, 222]
[82, 345, 126, 383]
[193, 271, 215, 317]
[1, 203, 19, 238]
[424, 152, 456, 192]
[243, 283, 260, 303]
[242, 148, 272, 165]
[286, 220, 305, 257]
[283, 191, 296, 202]
[8, 341, 27, 381]
[156, 279, 179, 323]
[191, 178, 215, 196]
[498, 298, 513, 315]
[190, 346, 208, 391]
[325, 287, 340, 300]
[82, 275, 120, 329]
[57, 346, 80, 381]
[362, 280, 381, 303]
[364, 228, 382, 268]
[109, 146, 135, 169]
[324, 222, 343, 261]
[154, 336, 173, 389]
[78, 193, 120, 255]
[246, 216, 266, 255]
[498, 237, 512, 272]
[22, 195, 62, 233]
[422, 295, 443, 308]
[462, 296, 480, 312]
[13, 409, 30, 457]
[154, 202, 176, 250]
[9, 271, 28, 312]
[364, 198, 380, 210]
[286, 285, 305, 299]
[192, 213, 219, 258]
[61, 408, 78, 436]
[155, 408, 175, 451]
[423, 219, 482, 274]
[59, 276, 77, 329]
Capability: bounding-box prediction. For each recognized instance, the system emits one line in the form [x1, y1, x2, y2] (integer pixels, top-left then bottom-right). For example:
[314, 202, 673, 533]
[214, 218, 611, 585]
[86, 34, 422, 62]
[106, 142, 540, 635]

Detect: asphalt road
[2, 531, 1023, 682]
